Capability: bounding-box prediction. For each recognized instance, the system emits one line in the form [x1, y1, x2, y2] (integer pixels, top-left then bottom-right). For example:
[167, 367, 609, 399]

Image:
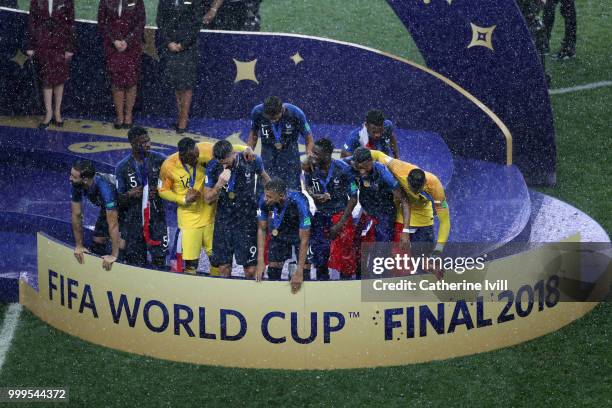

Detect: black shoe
[553, 47, 576, 60]
[38, 119, 52, 129]
[173, 123, 187, 134]
[113, 122, 123, 130]
[52, 119, 64, 128]
[122, 122, 133, 129]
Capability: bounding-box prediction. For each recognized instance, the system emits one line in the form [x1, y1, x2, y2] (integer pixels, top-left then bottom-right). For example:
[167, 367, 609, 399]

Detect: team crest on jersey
[333, 178, 340, 184]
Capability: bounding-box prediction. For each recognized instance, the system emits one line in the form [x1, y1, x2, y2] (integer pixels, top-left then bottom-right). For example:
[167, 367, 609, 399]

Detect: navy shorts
[268, 236, 312, 265]
[93, 210, 109, 238]
[310, 212, 331, 267]
[210, 219, 258, 267]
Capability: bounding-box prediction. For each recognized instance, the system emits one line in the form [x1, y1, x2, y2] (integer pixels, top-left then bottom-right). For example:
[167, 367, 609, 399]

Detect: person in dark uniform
[247, 96, 314, 191]
[115, 126, 169, 269]
[543, 0, 576, 60]
[70, 159, 123, 271]
[202, 0, 262, 31]
[517, 0, 551, 86]
[341, 109, 400, 159]
[26, 0, 75, 129]
[255, 177, 312, 294]
[98, 0, 146, 129]
[156, 0, 205, 133]
[303, 138, 358, 280]
[204, 140, 270, 278]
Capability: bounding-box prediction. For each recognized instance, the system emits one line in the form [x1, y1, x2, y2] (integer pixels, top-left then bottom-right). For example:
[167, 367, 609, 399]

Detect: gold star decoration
[467, 23, 496, 51]
[290, 52, 304, 65]
[142, 28, 159, 61]
[10, 50, 28, 68]
[233, 59, 259, 84]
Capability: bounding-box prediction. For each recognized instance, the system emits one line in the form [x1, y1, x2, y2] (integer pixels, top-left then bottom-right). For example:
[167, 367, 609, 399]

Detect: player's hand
[102, 255, 117, 271]
[185, 188, 200, 204]
[167, 42, 180, 52]
[218, 169, 232, 185]
[425, 252, 445, 280]
[290, 270, 303, 294]
[127, 186, 143, 199]
[74, 246, 89, 264]
[255, 263, 265, 282]
[243, 146, 255, 161]
[320, 192, 331, 202]
[64, 51, 74, 60]
[202, 8, 217, 25]
[26, 50, 34, 57]
[400, 232, 411, 245]
[113, 40, 123, 51]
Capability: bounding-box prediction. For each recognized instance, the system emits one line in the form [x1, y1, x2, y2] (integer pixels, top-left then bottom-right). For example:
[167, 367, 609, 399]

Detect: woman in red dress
[98, 0, 146, 129]
[26, 0, 76, 129]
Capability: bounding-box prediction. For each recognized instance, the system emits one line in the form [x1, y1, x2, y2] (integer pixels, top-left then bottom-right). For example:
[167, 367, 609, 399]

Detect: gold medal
[363, 180, 370, 188]
[274, 143, 283, 150]
[228, 192, 236, 199]
[272, 229, 279, 237]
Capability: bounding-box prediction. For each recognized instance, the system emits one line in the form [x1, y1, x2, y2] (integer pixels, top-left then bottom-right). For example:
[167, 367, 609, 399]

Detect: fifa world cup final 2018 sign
[19, 234, 609, 370]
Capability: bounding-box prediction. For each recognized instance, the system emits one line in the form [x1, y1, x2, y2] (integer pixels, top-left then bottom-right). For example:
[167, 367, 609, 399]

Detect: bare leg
[174, 91, 182, 127]
[42, 87, 53, 123]
[244, 265, 256, 279]
[177, 89, 192, 130]
[124, 85, 137, 125]
[218, 264, 232, 277]
[52, 83, 64, 123]
[112, 86, 126, 125]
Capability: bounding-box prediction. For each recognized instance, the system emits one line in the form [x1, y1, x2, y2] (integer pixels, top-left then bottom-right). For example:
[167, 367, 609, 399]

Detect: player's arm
[330, 177, 359, 239]
[246, 129, 258, 151]
[116, 164, 142, 208]
[304, 133, 314, 155]
[102, 209, 121, 271]
[393, 187, 411, 244]
[255, 219, 267, 282]
[247, 109, 260, 150]
[382, 165, 410, 244]
[291, 196, 312, 293]
[158, 161, 187, 205]
[429, 174, 450, 254]
[204, 164, 231, 204]
[390, 130, 400, 159]
[292, 227, 310, 294]
[340, 134, 359, 158]
[71, 200, 87, 264]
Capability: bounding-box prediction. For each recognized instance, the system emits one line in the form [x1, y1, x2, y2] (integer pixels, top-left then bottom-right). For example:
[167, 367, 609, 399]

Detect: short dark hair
[365, 109, 385, 126]
[314, 138, 334, 156]
[353, 147, 372, 164]
[263, 96, 283, 116]
[72, 159, 95, 179]
[265, 177, 287, 195]
[408, 168, 426, 191]
[127, 126, 148, 143]
[177, 137, 197, 155]
[213, 140, 233, 160]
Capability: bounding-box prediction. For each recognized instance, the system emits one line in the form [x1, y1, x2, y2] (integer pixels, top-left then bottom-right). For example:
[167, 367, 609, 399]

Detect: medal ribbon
[271, 198, 289, 232]
[226, 154, 239, 193]
[271, 122, 282, 146]
[181, 162, 196, 189]
[317, 161, 336, 193]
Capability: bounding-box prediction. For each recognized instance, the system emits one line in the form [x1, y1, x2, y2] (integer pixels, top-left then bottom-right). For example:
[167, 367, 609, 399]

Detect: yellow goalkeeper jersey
[371, 150, 450, 245]
[159, 142, 246, 229]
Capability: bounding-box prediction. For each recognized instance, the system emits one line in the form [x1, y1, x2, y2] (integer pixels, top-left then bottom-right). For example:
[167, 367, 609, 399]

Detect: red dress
[97, 0, 146, 88]
[27, 0, 75, 87]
